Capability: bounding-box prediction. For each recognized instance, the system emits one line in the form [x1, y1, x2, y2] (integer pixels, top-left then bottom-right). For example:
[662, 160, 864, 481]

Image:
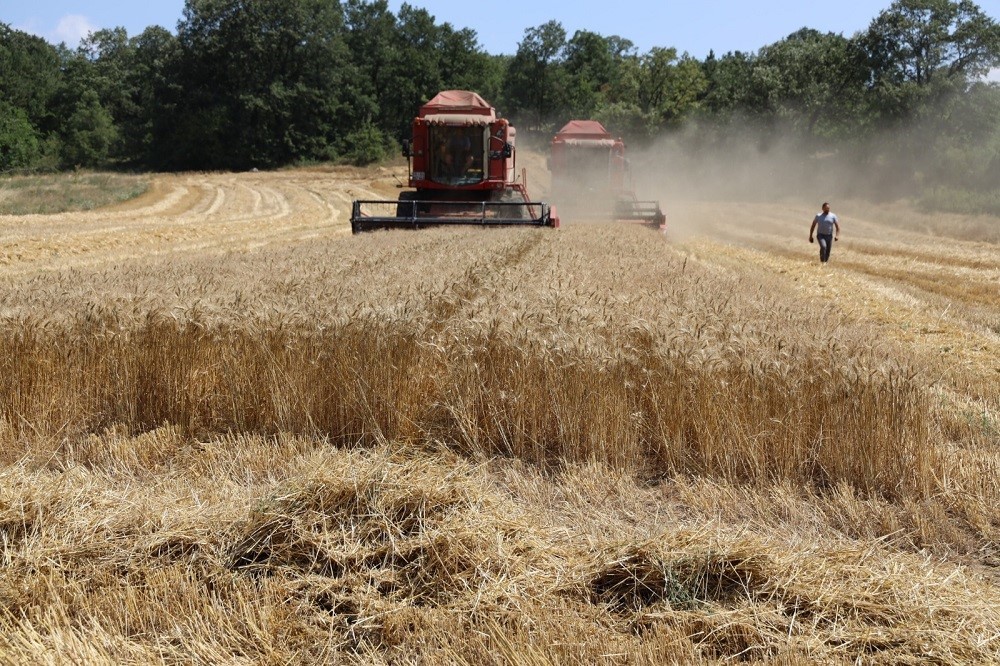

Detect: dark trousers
[817, 233, 833, 262]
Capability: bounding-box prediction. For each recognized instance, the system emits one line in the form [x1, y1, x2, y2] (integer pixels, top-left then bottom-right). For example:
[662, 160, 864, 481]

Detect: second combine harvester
[351, 90, 558, 233]
[548, 120, 665, 228]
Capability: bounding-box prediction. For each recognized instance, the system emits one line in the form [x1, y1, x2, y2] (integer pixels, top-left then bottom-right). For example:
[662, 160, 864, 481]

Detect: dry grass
[2, 442, 998, 664]
[0, 167, 998, 663]
[0, 172, 149, 215]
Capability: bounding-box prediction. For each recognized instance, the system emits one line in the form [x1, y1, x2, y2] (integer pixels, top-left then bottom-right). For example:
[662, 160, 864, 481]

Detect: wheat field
[0, 157, 998, 664]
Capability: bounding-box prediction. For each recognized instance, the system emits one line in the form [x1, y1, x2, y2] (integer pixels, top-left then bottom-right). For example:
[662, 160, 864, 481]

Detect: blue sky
[4, 0, 999, 69]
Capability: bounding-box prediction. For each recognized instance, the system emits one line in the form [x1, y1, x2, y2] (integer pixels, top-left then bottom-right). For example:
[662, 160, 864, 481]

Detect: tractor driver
[433, 137, 450, 180]
[432, 128, 476, 181]
[446, 129, 474, 179]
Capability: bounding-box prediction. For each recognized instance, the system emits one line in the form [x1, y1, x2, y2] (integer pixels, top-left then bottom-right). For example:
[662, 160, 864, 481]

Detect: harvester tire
[396, 191, 418, 219]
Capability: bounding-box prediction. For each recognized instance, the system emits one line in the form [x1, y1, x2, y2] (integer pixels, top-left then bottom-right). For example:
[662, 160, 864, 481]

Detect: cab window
[429, 126, 485, 185]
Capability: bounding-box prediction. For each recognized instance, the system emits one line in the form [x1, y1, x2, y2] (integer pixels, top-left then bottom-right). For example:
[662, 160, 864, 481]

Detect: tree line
[2, 0, 999, 201]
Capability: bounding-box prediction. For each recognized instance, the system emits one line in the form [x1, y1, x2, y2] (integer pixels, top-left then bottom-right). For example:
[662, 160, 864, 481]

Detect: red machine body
[351, 91, 557, 233]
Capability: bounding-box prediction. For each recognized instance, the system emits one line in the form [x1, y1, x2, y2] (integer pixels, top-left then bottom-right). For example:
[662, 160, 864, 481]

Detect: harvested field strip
[833, 258, 1000, 308]
[1, 442, 997, 664]
[843, 239, 1000, 271]
[0, 172, 358, 274]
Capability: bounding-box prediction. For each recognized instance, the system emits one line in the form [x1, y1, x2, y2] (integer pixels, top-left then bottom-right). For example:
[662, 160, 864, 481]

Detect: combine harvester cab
[351, 90, 558, 234]
[548, 120, 665, 229]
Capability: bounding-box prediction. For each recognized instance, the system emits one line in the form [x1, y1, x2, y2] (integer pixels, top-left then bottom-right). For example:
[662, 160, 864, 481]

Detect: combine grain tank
[351, 91, 558, 233]
[548, 120, 665, 228]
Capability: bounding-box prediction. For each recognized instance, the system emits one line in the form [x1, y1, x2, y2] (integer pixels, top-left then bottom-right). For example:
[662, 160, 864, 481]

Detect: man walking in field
[809, 202, 840, 263]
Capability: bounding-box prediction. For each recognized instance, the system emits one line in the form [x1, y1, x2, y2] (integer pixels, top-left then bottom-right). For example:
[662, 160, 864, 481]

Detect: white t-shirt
[813, 212, 838, 235]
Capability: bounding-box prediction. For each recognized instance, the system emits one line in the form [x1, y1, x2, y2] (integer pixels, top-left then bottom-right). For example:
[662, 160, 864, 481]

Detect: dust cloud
[615, 116, 1000, 242]
[518, 115, 999, 243]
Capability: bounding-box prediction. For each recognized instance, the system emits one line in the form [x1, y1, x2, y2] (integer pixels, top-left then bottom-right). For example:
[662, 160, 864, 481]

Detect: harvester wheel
[396, 191, 417, 219]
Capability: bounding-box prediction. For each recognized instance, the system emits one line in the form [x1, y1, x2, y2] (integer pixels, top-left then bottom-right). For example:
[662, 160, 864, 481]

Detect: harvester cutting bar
[613, 199, 666, 227]
[351, 199, 556, 234]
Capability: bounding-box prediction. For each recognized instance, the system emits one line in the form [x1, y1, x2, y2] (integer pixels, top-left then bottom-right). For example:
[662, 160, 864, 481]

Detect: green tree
[0, 24, 63, 136]
[752, 29, 869, 139]
[386, 5, 490, 139]
[858, 1, 1000, 191]
[390, 4, 443, 136]
[861, 0, 1000, 122]
[864, 0, 1000, 87]
[0, 102, 41, 172]
[342, 120, 389, 165]
[699, 50, 757, 114]
[342, 0, 397, 143]
[561, 30, 631, 117]
[342, 2, 496, 150]
[77, 29, 133, 122]
[635, 48, 707, 126]
[60, 89, 118, 168]
[436, 24, 498, 103]
[127, 27, 181, 166]
[593, 101, 648, 143]
[502, 21, 569, 129]
[75, 27, 181, 165]
[171, 0, 353, 169]
[72, 28, 136, 161]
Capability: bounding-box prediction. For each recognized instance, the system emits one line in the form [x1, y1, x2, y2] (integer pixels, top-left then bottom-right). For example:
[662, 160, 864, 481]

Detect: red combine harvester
[548, 120, 665, 228]
[351, 90, 558, 233]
